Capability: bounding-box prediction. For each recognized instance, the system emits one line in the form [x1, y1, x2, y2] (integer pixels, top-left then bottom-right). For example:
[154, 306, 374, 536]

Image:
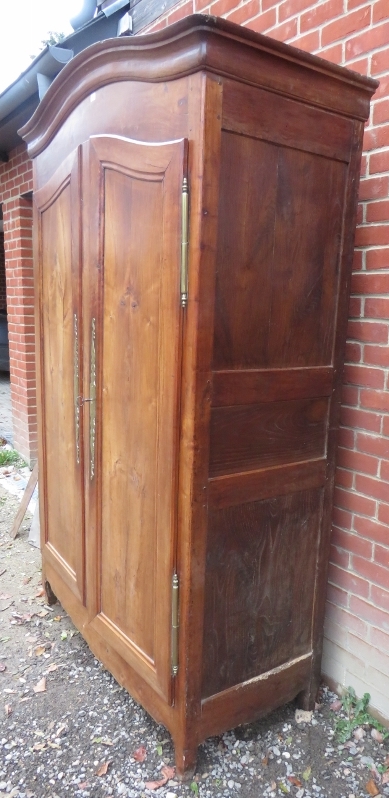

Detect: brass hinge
[171, 573, 179, 677]
[180, 177, 189, 308]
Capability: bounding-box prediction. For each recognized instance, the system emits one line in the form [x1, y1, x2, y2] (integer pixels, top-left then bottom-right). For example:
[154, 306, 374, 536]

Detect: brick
[371, 586, 389, 615]
[345, 342, 362, 363]
[363, 345, 389, 368]
[383, 416, 389, 436]
[227, 0, 260, 24]
[366, 199, 389, 225]
[265, 18, 298, 41]
[300, 0, 343, 33]
[325, 602, 368, 637]
[167, 0, 193, 24]
[336, 466, 354, 488]
[334, 486, 376, 516]
[329, 545, 350, 569]
[346, 20, 389, 60]
[328, 563, 370, 598]
[352, 555, 389, 592]
[332, 526, 373, 559]
[380, 460, 389, 482]
[373, 100, 389, 125]
[347, 320, 388, 344]
[358, 174, 389, 202]
[357, 431, 389, 458]
[369, 151, 389, 175]
[326, 583, 350, 611]
[288, 30, 320, 51]
[370, 627, 389, 653]
[332, 506, 353, 530]
[314, 43, 343, 63]
[355, 473, 389, 502]
[349, 296, 363, 318]
[322, 6, 371, 47]
[341, 384, 359, 405]
[360, 388, 389, 412]
[278, 0, 314, 22]
[337, 447, 379, 476]
[375, 544, 389, 569]
[375, 76, 389, 101]
[352, 249, 364, 271]
[246, 9, 278, 30]
[373, 0, 389, 24]
[371, 47, 389, 76]
[210, 0, 240, 16]
[355, 224, 389, 247]
[352, 272, 389, 295]
[365, 297, 389, 318]
[350, 594, 389, 631]
[338, 426, 355, 449]
[364, 126, 389, 154]
[366, 248, 389, 270]
[344, 364, 385, 389]
[340, 406, 381, 432]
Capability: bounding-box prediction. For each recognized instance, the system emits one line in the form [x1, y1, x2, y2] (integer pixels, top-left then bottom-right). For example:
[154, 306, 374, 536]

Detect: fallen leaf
[36, 588, 45, 598]
[96, 761, 110, 777]
[23, 577, 32, 584]
[45, 663, 57, 674]
[47, 742, 61, 749]
[34, 645, 46, 657]
[279, 784, 289, 794]
[37, 610, 49, 618]
[133, 746, 147, 762]
[161, 766, 175, 780]
[366, 779, 380, 796]
[32, 742, 47, 752]
[353, 727, 366, 740]
[261, 756, 269, 767]
[330, 699, 342, 711]
[78, 783, 90, 790]
[4, 703, 12, 716]
[288, 776, 302, 787]
[156, 744, 163, 756]
[382, 773, 389, 785]
[33, 677, 46, 693]
[270, 781, 277, 791]
[371, 729, 384, 743]
[53, 616, 63, 622]
[145, 778, 169, 790]
[302, 766, 312, 781]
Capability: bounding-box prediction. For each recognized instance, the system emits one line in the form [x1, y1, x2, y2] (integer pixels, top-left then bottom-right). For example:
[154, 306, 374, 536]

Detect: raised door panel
[34, 149, 85, 603]
[83, 135, 187, 704]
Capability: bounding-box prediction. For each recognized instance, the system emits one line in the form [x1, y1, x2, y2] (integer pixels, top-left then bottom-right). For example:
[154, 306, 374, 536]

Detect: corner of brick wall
[142, 1, 389, 719]
[0, 144, 37, 465]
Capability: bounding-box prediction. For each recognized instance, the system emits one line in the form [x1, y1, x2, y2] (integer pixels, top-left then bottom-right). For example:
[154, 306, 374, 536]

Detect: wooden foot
[174, 740, 198, 780]
[44, 579, 58, 606]
[296, 683, 318, 711]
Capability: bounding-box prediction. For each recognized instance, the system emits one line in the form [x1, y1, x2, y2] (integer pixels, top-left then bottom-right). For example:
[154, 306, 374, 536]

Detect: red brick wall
[143, 2, 389, 716]
[0, 232, 6, 312]
[0, 145, 36, 463]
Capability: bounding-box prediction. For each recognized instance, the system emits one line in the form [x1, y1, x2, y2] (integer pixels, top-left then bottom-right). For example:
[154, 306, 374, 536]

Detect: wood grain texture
[209, 398, 328, 477]
[201, 490, 323, 698]
[201, 653, 312, 739]
[212, 367, 333, 406]
[20, 16, 377, 158]
[34, 150, 85, 604]
[213, 131, 347, 370]
[208, 458, 327, 509]
[222, 79, 354, 163]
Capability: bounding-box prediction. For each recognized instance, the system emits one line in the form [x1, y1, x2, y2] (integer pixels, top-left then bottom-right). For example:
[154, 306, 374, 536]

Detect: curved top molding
[20, 14, 377, 157]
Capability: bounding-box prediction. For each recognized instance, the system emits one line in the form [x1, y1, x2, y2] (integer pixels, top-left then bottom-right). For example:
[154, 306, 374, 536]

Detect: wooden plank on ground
[10, 463, 38, 539]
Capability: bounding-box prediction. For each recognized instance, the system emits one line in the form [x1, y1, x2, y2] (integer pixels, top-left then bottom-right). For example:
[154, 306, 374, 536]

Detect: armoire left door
[35, 134, 187, 708]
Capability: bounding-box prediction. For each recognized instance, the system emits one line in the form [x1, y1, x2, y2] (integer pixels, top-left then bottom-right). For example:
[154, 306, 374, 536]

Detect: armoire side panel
[202, 489, 322, 698]
[213, 131, 347, 370]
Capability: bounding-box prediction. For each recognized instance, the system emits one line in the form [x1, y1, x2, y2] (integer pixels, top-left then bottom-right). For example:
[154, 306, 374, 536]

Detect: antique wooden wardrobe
[21, 15, 376, 774]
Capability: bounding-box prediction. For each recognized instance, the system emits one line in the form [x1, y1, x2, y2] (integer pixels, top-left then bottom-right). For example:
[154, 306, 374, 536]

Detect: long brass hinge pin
[171, 573, 179, 676]
[180, 177, 189, 308]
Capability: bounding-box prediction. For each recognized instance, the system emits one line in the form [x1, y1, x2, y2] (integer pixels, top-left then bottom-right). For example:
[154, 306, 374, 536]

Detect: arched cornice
[19, 14, 377, 157]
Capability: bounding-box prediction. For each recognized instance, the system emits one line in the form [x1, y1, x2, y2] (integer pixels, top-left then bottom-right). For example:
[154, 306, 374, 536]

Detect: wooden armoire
[21, 15, 377, 775]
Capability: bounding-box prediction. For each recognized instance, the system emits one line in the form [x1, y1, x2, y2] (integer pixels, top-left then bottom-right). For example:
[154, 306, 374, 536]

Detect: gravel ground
[1, 481, 389, 798]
